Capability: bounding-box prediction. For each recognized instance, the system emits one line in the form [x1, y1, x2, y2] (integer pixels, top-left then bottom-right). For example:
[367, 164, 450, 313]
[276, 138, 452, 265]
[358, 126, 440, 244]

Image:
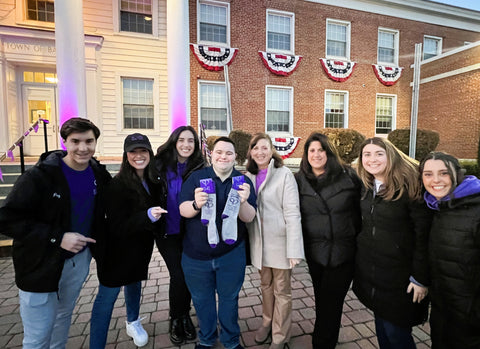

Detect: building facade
[189, 0, 480, 159]
[0, 0, 479, 159]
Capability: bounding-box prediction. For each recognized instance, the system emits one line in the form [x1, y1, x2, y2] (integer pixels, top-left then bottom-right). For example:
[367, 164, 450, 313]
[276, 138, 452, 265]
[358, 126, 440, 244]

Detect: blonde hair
[357, 137, 422, 201]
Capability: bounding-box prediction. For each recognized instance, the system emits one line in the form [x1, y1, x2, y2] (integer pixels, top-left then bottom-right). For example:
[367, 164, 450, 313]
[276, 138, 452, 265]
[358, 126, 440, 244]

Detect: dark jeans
[155, 234, 192, 319]
[430, 303, 480, 349]
[181, 241, 246, 349]
[307, 261, 354, 349]
[374, 316, 415, 349]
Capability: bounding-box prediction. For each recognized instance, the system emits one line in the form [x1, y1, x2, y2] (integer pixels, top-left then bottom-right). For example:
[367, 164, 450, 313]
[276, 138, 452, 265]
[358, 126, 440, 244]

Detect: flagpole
[224, 65, 233, 132]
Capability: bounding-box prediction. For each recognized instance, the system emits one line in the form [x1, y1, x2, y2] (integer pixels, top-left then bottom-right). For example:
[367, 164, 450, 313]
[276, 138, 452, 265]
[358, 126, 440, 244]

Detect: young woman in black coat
[154, 126, 205, 345]
[295, 132, 361, 349]
[420, 152, 480, 349]
[90, 133, 167, 348]
[353, 137, 432, 349]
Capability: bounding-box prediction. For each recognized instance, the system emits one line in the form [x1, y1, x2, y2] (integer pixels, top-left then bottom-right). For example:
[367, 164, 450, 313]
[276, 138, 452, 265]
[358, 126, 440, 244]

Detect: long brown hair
[246, 133, 283, 174]
[299, 132, 346, 182]
[357, 137, 421, 201]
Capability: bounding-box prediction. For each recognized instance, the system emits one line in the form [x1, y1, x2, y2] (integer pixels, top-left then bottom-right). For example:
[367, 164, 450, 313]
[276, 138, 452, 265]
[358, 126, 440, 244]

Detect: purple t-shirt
[165, 162, 187, 235]
[61, 160, 96, 238]
[255, 168, 268, 194]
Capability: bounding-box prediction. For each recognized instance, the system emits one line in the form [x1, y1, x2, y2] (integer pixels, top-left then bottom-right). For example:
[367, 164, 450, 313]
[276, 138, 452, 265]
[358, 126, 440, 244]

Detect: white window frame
[266, 9, 295, 55]
[377, 28, 399, 67]
[375, 93, 397, 136]
[423, 35, 443, 60]
[113, 0, 158, 38]
[115, 71, 160, 133]
[15, 0, 55, 28]
[324, 90, 349, 128]
[197, 0, 230, 47]
[325, 19, 351, 61]
[265, 85, 294, 135]
[197, 80, 229, 137]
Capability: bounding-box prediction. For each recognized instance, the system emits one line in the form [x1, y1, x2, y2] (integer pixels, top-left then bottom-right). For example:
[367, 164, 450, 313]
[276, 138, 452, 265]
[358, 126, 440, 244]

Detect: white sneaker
[126, 317, 148, 347]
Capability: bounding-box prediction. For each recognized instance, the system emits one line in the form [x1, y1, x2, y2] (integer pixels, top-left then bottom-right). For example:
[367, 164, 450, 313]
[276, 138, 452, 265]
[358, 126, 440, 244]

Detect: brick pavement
[0, 250, 432, 348]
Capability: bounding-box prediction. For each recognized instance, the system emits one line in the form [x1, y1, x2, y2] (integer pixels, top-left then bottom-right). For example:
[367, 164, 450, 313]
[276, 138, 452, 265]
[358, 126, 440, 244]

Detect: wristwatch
[192, 200, 200, 211]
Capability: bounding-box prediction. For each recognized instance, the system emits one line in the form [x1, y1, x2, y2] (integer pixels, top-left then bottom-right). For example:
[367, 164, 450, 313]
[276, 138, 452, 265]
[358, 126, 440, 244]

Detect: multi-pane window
[123, 78, 154, 129]
[326, 20, 350, 59]
[325, 91, 347, 128]
[27, 0, 54, 22]
[376, 95, 396, 135]
[378, 29, 399, 65]
[267, 10, 294, 53]
[200, 83, 227, 132]
[120, 0, 152, 34]
[266, 86, 292, 133]
[199, 1, 228, 45]
[423, 36, 442, 60]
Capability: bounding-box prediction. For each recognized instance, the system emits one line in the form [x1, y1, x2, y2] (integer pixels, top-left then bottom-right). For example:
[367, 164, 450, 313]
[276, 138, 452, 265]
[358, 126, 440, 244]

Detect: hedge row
[205, 128, 443, 165]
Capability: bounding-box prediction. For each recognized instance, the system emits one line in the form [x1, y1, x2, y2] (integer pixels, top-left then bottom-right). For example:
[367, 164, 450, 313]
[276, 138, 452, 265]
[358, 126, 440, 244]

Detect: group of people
[0, 117, 479, 349]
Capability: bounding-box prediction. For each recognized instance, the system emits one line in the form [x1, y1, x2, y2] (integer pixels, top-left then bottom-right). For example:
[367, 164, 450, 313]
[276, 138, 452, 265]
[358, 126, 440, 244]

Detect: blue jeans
[90, 281, 142, 349]
[19, 248, 91, 349]
[182, 241, 246, 349]
[374, 316, 416, 349]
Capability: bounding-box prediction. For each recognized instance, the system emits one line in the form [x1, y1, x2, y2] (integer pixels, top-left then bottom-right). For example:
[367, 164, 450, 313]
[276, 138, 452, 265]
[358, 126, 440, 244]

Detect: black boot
[181, 314, 197, 341]
[169, 318, 185, 345]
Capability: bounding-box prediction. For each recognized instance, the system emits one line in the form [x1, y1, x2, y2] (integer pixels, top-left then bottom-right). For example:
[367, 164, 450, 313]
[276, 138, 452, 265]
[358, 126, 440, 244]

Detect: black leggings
[155, 234, 192, 319]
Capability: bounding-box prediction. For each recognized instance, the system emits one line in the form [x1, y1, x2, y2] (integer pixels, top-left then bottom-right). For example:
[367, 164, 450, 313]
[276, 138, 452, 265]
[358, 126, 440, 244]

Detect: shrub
[229, 129, 252, 166]
[460, 160, 480, 177]
[388, 129, 439, 161]
[315, 128, 366, 164]
[206, 135, 219, 152]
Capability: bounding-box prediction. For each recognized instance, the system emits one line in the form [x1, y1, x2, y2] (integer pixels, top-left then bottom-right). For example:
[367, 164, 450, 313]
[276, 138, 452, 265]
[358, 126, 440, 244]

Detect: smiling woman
[419, 151, 480, 348]
[353, 137, 432, 349]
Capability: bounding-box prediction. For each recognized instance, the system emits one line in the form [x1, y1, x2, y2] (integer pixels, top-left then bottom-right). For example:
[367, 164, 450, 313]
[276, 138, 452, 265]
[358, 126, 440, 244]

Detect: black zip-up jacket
[295, 167, 361, 267]
[0, 151, 111, 292]
[429, 194, 480, 327]
[353, 189, 432, 327]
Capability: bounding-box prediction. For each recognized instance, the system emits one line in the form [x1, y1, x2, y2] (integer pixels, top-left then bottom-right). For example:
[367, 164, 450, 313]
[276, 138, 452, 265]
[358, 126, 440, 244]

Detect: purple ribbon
[7, 149, 14, 161]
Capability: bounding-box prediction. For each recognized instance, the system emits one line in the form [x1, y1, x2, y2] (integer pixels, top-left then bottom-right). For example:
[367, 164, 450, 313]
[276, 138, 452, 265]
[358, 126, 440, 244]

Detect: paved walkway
[0, 250, 432, 348]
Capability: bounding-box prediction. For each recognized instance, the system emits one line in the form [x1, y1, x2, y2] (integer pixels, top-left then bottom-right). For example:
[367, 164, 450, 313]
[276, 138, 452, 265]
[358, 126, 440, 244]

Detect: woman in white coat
[245, 133, 305, 349]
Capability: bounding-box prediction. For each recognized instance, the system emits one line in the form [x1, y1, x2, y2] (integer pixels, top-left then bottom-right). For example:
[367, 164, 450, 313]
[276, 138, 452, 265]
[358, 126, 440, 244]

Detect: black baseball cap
[124, 133, 152, 152]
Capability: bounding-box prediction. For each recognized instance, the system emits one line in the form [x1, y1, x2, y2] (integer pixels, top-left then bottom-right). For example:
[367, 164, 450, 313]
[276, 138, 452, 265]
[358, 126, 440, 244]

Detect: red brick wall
[189, 0, 480, 158]
[418, 44, 480, 159]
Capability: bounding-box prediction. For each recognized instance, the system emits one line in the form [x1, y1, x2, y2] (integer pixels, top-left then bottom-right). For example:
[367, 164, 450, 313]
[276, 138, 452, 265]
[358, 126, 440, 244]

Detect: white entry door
[22, 85, 58, 156]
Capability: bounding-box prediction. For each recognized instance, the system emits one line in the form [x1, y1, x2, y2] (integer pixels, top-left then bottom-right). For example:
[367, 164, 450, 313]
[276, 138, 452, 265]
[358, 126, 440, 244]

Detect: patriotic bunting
[320, 58, 356, 82]
[190, 44, 238, 71]
[372, 65, 403, 86]
[259, 52, 302, 76]
[271, 137, 301, 159]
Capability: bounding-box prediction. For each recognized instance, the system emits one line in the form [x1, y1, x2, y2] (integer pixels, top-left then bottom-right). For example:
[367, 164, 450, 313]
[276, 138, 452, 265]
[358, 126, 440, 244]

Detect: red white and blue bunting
[372, 65, 403, 86]
[271, 137, 301, 159]
[320, 58, 356, 82]
[190, 44, 238, 71]
[259, 52, 303, 76]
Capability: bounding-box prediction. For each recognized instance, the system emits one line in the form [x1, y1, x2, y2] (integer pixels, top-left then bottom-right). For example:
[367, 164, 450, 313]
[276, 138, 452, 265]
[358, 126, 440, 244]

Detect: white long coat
[246, 159, 305, 270]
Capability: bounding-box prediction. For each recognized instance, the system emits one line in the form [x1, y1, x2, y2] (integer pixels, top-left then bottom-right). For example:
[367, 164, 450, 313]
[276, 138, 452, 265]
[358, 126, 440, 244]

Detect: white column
[54, 0, 87, 127]
[167, 0, 190, 131]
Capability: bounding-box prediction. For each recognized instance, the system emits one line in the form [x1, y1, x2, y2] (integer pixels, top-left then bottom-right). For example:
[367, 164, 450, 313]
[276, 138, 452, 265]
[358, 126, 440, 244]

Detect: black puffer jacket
[0, 151, 111, 292]
[295, 167, 361, 267]
[429, 194, 480, 327]
[353, 189, 432, 327]
[95, 176, 166, 287]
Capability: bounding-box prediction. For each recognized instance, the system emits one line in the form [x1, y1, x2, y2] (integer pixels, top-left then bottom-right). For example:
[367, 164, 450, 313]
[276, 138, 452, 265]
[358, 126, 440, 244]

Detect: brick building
[189, 0, 480, 159]
[418, 42, 480, 158]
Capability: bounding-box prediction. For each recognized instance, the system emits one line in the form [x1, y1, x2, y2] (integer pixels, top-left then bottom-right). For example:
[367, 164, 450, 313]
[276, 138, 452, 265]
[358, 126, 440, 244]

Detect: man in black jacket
[0, 117, 111, 349]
